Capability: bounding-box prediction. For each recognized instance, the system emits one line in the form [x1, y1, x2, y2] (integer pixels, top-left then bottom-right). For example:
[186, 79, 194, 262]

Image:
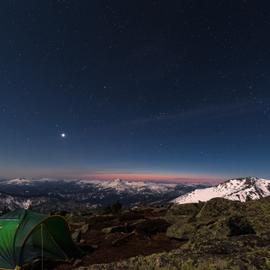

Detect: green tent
[0, 209, 81, 270]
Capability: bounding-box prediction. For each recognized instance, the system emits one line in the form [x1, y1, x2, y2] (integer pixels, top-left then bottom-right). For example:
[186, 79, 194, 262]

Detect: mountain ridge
[173, 176, 270, 204]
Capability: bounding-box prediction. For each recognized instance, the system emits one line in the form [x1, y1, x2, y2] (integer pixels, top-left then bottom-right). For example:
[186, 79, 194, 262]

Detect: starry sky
[1, 1, 270, 182]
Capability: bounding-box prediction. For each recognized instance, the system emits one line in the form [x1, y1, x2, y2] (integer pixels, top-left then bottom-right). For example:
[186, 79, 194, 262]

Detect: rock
[135, 218, 170, 236]
[90, 244, 98, 249]
[72, 230, 81, 242]
[111, 232, 135, 246]
[119, 211, 145, 221]
[155, 256, 169, 268]
[73, 259, 82, 267]
[130, 219, 147, 226]
[102, 224, 134, 234]
[79, 239, 86, 244]
[81, 223, 90, 234]
[70, 221, 87, 227]
[196, 198, 243, 219]
[228, 215, 255, 236]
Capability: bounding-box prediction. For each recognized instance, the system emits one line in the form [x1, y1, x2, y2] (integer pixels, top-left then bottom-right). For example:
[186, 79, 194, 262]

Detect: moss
[78, 250, 270, 270]
[166, 223, 196, 240]
[165, 203, 202, 223]
[265, 258, 270, 269]
[73, 197, 270, 270]
[196, 198, 243, 220]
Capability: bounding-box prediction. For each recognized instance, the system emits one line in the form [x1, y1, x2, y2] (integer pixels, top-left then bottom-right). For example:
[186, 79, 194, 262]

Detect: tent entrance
[21, 222, 68, 266]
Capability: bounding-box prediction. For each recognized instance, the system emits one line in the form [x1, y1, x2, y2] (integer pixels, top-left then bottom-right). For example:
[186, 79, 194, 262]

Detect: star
[61, 133, 66, 138]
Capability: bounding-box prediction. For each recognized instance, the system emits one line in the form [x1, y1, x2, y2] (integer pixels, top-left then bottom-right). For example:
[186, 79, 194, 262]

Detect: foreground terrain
[52, 195, 270, 270]
[1, 177, 270, 269]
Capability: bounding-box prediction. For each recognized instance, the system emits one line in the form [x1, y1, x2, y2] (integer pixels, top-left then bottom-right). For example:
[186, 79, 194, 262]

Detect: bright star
[61, 133, 66, 138]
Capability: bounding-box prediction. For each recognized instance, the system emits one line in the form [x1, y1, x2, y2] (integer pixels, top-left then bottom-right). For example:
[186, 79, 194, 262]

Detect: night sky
[1, 1, 270, 181]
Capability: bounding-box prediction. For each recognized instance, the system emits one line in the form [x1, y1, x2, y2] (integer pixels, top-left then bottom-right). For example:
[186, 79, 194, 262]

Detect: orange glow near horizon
[83, 171, 225, 183]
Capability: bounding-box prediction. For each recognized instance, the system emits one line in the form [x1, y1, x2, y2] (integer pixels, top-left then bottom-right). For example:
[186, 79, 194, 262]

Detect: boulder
[135, 218, 170, 236]
[102, 224, 134, 234]
[228, 215, 255, 236]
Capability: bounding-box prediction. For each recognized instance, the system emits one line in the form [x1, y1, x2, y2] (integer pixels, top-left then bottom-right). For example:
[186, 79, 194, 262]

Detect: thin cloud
[132, 100, 266, 126]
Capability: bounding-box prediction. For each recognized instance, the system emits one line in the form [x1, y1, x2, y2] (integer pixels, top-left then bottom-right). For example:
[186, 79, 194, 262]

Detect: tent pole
[41, 224, 44, 270]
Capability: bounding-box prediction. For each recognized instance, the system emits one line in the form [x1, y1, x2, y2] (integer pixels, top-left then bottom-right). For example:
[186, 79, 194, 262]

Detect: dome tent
[0, 209, 81, 270]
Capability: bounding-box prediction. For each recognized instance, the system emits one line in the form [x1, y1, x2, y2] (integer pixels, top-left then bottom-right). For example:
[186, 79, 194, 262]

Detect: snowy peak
[96, 178, 129, 192]
[173, 177, 270, 204]
[96, 178, 178, 193]
[6, 178, 32, 185]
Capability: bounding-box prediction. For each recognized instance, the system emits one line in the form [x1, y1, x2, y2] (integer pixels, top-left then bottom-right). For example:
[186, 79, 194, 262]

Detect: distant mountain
[89, 178, 181, 193]
[5, 178, 32, 185]
[0, 178, 206, 212]
[173, 177, 270, 204]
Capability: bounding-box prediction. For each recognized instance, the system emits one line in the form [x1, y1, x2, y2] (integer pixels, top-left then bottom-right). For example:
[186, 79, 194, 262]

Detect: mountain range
[1, 177, 270, 213]
[0, 178, 203, 212]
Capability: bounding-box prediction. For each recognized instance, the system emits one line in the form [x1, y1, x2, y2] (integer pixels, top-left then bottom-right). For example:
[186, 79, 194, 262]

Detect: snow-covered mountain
[5, 178, 32, 185]
[85, 178, 178, 193]
[173, 177, 270, 204]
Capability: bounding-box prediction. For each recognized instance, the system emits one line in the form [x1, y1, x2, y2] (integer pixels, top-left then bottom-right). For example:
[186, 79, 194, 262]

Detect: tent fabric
[0, 209, 81, 270]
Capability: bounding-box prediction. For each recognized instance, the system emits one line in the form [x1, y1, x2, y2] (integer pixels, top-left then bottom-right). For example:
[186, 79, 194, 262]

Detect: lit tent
[0, 209, 81, 270]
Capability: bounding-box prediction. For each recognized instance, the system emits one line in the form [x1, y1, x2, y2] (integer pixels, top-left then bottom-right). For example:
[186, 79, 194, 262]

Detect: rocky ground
[42, 197, 270, 269]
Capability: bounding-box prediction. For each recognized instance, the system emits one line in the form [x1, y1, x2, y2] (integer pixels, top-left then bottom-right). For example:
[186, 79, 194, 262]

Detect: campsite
[1, 196, 270, 269]
[1, 0, 270, 269]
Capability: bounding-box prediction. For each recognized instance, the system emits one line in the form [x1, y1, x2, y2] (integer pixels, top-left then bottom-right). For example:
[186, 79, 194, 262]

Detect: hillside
[55, 196, 270, 270]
